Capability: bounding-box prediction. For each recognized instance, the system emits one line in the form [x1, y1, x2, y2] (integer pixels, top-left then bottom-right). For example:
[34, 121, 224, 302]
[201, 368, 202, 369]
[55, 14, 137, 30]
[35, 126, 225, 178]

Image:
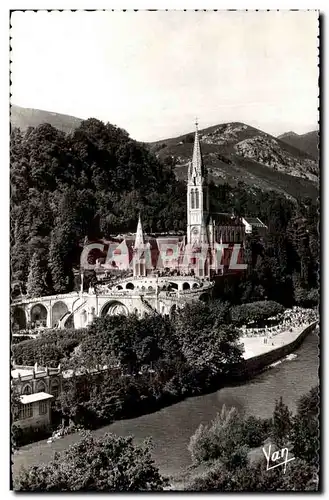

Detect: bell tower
[187, 119, 209, 244]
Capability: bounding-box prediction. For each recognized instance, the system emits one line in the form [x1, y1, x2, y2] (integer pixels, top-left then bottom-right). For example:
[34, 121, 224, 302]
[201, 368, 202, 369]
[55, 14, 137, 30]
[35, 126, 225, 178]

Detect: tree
[188, 405, 246, 467]
[14, 432, 166, 491]
[291, 386, 319, 465]
[185, 458, 318, 492]
[26, 251, 48, 297]
[230, 300, 284, 327]
[271, 397, 292, 448]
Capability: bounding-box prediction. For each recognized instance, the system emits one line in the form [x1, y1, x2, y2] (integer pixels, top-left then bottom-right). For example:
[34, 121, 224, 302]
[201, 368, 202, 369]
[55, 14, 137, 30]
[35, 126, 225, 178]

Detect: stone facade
[10, 123, 266, 330]
[12, 364, 61, 430]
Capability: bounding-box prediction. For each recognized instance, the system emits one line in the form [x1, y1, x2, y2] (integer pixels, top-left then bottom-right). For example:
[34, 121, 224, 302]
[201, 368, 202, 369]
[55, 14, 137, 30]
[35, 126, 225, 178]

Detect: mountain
[10, 106, 318, 200]
[277, 130, 318, 160]
[148, 122, 319, 200]
[10, 104, 82, 134]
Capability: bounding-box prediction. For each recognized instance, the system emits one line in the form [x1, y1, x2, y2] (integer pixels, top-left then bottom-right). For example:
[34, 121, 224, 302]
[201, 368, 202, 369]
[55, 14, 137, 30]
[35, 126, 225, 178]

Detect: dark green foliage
[188, 407, 269, 468]
[242, 415, 272, 448]
[10, 120, 186, 295]
[27, 251, 48, 298]
[185, 389, 319, 492]
[230, 300, 285, 326]
[291, 386, 319, 465]
[11, 120, 319, 308]
[175, 302, 242, 375]
[12, 329, 85, 367]
[185, 458, 318, 491]
[188, 405, 247, 466]
[271, 397, 292, 448]
[12, 424, 52, 449]
[14, 431, 166, 491]
[53, 310, 243, 428]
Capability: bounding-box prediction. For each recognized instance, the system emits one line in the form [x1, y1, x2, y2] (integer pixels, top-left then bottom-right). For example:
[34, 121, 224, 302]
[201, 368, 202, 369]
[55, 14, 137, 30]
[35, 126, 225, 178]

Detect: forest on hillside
[10, 118, 319, 306]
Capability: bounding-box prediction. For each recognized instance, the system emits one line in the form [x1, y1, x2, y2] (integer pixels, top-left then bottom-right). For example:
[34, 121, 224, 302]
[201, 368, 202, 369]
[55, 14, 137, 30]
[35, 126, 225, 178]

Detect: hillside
[149, 122, 319, 200]
[10, 106, 318, 200]
[278, 130, 318, 160]
[10, 104, 82, 134]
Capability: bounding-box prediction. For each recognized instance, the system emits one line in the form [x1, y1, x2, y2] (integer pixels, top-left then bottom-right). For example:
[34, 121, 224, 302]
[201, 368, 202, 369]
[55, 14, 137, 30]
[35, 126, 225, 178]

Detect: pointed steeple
[134, 213, 144, 249]
[191, 118, 203, 178]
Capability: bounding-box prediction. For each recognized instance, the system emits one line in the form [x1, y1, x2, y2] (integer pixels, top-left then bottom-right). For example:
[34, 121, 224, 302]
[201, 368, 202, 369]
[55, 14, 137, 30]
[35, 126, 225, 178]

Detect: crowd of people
[240, 306, 319, 339]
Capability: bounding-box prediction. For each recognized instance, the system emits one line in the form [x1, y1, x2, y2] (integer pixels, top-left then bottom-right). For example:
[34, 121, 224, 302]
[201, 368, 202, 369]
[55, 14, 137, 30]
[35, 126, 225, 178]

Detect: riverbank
[12, 323, 318, 480]
[241, 321, 318, 360]
[236, 321, 318, 379]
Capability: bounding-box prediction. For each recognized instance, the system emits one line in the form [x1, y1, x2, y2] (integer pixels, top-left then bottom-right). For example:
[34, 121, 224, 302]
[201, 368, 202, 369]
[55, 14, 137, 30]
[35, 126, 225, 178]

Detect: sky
[10, 10, 319, 141]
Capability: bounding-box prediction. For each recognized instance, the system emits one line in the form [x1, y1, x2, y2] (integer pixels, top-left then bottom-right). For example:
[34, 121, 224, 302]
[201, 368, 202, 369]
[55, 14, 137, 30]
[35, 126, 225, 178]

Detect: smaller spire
[134, 213, 145, 249]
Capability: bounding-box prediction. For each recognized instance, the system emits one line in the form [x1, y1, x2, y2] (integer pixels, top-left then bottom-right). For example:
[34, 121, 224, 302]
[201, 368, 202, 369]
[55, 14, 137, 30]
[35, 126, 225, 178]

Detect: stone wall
[232, 321, 318, 380]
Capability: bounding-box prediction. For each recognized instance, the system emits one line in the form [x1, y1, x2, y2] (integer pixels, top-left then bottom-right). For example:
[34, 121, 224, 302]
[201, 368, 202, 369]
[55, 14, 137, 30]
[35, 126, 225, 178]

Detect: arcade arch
[30, 304, 47, 327]
[199, 293, 210, 303]
[52, 301, 69, 328]
[12, 307, 26, 331]
[101, 301, 129, 317]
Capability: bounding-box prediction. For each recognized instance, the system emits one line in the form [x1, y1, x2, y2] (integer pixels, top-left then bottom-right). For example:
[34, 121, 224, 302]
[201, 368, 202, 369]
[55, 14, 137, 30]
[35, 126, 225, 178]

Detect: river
[12, 329, 319, 478]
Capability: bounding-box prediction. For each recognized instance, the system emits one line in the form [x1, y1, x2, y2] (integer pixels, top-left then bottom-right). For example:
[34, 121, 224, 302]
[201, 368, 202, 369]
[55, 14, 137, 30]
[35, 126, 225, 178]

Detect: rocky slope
[278, 130, 318, 160]
[149, 122, 319, 200]
[10, 106, 318, 201]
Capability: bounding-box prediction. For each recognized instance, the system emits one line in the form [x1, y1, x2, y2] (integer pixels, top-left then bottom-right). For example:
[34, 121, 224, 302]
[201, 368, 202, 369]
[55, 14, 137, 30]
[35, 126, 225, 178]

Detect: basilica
[92, 123, 266, 280]
[11, 123, 267, 332]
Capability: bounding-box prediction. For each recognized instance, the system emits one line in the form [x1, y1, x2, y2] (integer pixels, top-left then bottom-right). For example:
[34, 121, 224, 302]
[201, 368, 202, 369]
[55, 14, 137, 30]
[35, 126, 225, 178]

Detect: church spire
[134, 213, 144, 249]
[191, 118, 203, 178]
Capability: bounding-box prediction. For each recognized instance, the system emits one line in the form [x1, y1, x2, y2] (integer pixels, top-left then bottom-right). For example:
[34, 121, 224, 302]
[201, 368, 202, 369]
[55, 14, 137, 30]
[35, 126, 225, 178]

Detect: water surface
[13, 330, 319, 477]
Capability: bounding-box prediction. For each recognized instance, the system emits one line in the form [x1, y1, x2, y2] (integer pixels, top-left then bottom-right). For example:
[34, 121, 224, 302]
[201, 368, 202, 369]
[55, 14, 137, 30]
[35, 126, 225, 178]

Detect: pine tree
[271, 397, 292, 448]
[49, 232, 69, 293]
[26, 251, 48, 298]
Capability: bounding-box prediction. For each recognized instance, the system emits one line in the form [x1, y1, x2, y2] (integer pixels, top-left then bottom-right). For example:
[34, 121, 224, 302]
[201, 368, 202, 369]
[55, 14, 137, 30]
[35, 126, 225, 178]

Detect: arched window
[52, 301, 69, 327]
[81, 309, 87, 324]
[50, 379, 60, 398]
[36, 380, 46, 393]
[22, 384, 32, 395]
[190, 189, 194, 209]
[195, 189, 200, 209]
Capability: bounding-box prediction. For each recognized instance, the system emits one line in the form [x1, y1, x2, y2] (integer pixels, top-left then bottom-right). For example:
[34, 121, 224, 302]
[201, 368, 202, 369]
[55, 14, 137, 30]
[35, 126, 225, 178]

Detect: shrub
[14, 432, 166, 491]
[242, 415, 271, 448]
[230, 301, 284, 327]
[188, 405, 245, 466]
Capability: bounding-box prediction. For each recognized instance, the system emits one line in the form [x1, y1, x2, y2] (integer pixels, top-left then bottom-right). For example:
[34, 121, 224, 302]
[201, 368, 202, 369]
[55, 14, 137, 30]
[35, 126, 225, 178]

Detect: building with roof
[11, 122, 266, 329]
[241, 217, 268, 236]
[88, 122, 249, 280]
[12, 364, 61, 430]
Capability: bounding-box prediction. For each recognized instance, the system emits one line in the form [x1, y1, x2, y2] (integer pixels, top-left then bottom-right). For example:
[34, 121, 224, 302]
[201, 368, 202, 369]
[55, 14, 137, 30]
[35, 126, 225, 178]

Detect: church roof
[243, 217, 267, 228]
[210, 213, 245, 227]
